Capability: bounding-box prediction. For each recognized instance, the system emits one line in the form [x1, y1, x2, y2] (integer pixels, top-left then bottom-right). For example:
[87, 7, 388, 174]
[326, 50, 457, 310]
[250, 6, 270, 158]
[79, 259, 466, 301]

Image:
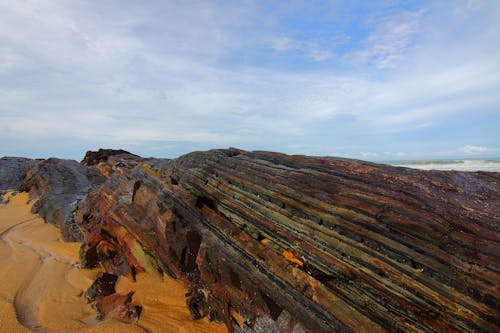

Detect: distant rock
[81, 148, 140, 166]
[2, 148, 499, 333]
[0, 157, 37, 194]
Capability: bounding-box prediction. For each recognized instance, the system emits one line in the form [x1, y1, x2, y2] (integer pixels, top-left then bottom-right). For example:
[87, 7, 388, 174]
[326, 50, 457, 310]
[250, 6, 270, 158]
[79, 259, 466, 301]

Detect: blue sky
[1, 0, 499, 161]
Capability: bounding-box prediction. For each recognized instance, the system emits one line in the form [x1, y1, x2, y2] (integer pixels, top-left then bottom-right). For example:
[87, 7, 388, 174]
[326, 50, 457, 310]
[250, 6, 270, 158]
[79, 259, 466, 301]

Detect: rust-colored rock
[1, 148, 499, 332]
[95, 291, 142, 323]
[84, 272, 119, 301]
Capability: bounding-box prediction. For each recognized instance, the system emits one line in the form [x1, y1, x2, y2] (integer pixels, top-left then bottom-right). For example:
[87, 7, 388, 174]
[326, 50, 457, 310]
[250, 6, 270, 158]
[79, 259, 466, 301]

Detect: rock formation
[0, 157, 37, 195]
[0, 148, 498, 333]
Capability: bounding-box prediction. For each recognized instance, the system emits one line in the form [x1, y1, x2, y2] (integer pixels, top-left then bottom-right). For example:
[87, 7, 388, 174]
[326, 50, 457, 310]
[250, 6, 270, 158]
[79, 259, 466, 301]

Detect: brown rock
[4, 148, 499, 332]
[81, 148, 140, 166]
[84, 272, 118, 301]
[95, 291, 142, 323]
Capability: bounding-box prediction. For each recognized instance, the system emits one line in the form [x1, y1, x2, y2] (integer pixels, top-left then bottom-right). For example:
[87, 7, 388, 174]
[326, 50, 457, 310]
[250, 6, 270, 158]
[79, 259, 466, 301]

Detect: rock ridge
[0, 148, 498, 333]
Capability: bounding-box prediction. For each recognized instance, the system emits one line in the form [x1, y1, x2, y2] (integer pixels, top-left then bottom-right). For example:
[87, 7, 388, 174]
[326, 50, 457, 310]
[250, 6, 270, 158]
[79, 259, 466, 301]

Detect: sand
[0, 192, 228, 333]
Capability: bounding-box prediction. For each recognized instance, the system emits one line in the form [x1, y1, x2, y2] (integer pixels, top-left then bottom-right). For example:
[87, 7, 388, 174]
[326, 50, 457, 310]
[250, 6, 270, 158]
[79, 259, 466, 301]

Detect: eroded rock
[85, 272, 118, 301]
[95, 291, 142, 323]
[0, 157, 37, 194]
[18, 158, 93, 241]
[81, 148, 140, 166]
[3, 148, 499, 333]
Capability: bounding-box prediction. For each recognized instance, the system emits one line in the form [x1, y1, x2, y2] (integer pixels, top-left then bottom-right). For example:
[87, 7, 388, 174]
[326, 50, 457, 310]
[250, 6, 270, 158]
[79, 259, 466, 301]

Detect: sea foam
[391, 159, 500, 172]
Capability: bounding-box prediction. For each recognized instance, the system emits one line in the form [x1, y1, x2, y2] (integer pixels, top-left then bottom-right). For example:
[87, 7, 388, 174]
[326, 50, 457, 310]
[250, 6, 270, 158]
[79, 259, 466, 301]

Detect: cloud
[0, 0, 499, 160]
[348, 9, 424, 69]
[360, 151, 409, 160]
[0, 47, 29, 74]
[460, 145, 495, 154]
[268, 36, 298, 52]
[267, 36, 335, 62]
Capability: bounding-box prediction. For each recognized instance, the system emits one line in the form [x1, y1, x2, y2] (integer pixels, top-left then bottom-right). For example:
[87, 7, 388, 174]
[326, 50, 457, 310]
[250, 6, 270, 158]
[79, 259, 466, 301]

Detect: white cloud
[460, 145, 493, 154]
[269, 36, 298, 51]
[348, 9, 424, 69]
[0, 1, 499, 159]
[309, 48, 334, 62]
[267, 36, 335, 62]
[360, 152, 380, 159]
[0, 47, 30, 74]
[360, 151, 409, 160]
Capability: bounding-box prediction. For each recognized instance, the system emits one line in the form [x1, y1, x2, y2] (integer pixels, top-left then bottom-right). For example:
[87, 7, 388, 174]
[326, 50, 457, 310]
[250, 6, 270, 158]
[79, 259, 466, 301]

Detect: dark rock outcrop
[0, 157, 38, 195]
[18, 158, 94, 240]
[84, 272, 142, 323]
[1, 148, 499, 333]
[81, 148, 140, 166]
[85, 272, 119, 301]
[95, 291, 142, 323]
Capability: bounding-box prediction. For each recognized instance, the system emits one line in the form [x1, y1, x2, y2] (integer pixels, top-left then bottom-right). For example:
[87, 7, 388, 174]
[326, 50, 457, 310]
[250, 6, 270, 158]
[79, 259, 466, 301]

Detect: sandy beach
[0, 192, 227, 333]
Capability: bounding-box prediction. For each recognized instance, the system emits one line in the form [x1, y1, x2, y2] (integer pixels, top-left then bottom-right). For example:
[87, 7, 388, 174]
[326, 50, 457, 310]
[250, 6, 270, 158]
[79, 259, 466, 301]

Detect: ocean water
[389, 159, 500, 172]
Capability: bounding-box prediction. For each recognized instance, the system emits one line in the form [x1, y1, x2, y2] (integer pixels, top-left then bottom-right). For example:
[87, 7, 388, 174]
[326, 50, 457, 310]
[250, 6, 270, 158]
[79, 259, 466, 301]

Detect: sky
[1, 0, 499, 161]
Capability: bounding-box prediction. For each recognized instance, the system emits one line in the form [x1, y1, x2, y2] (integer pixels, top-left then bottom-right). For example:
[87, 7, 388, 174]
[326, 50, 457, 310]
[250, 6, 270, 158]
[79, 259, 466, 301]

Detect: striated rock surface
[1, 148, 499, 332]
[18, 158, 96, 240]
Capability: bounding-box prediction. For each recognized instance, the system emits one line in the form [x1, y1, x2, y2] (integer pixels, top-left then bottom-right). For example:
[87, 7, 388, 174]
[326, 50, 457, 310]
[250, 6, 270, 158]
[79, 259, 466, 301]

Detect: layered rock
[85, 272, 142, 323]
[18, 158, 97, 240]
[1, 149, 499, 333]
[81, 148, 141, 166]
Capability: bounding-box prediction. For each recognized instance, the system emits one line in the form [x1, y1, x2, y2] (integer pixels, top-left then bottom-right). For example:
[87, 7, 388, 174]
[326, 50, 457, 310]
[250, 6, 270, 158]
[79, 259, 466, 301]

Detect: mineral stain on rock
[1, 148, 499, 333]
[282, 250, 304, 267]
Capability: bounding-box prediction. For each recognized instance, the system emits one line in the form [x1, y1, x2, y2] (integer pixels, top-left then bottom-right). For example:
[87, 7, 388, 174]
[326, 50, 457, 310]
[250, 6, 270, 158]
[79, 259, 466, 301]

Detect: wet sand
[0, 192, 227, 333]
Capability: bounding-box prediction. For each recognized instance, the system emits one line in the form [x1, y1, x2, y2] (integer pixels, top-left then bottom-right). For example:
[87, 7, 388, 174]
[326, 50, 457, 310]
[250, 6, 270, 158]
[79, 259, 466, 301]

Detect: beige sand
[0, 192, 227, 333]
